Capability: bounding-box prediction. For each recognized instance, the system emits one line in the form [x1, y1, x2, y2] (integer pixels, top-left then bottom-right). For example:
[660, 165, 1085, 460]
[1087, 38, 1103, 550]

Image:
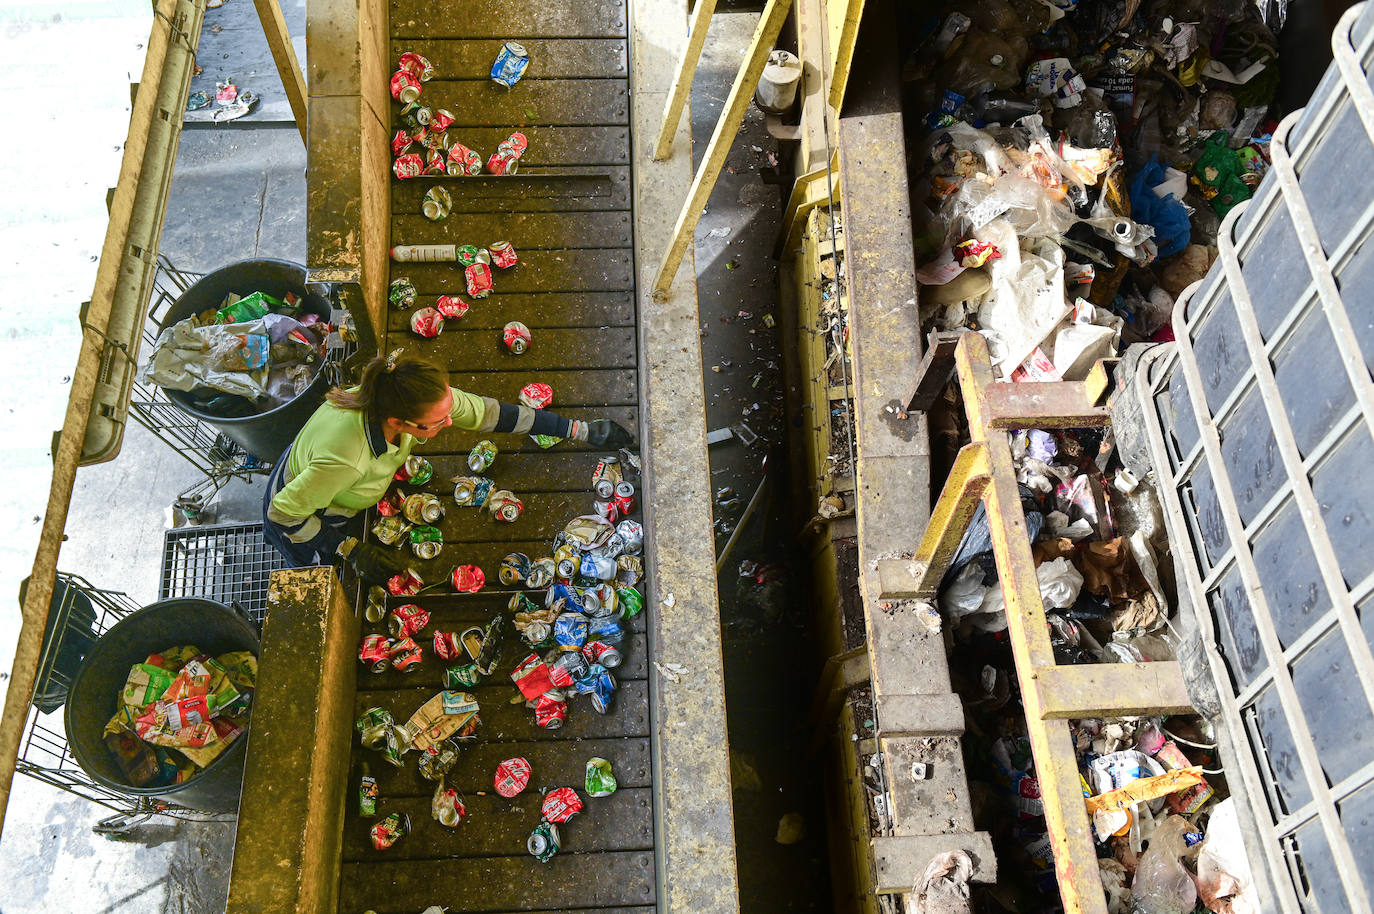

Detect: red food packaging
[494, 757, 532, 798]
[452, 564, 486, 593]
[464, 262, 493, 299]
[534, 695, 566, 729]
[511, 653, 557, 700]
[540, 786, 583, 823]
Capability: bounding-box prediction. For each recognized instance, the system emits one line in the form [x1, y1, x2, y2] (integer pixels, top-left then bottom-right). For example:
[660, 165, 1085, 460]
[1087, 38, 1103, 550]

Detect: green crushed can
[527, 820, 561, 862]
[467, 439, 498, 472]
[585, 757, 618, 797]
[616, 585, 644, 619]
[445, 663, 484, 689]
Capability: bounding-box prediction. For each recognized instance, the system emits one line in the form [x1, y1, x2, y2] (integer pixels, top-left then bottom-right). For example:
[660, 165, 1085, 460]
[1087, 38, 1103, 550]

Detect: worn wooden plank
[430, 491, 617, 542]
[340, 851, 654, 912]
[415, 408, 640, 453]
[372, 539, 643, 584]
[391, 211, 634, 250]
[396, 127, 630, 168]
[390, 249, 634, 294]
[411, 327, 636, 372]
[419, 369, 636, 406]
[388, 39, 628, 79]
[405, 451, 624, 491]
[388, 291, 635, 332]
[391, 0, 627, 40]
[354, 679, 651, 740]
[396, 79, 628, 128]
[341, 787, 653, 861]
[366, 735, 652, 797]
[363, 630, 649, 690]
[392, 168, 631, 212]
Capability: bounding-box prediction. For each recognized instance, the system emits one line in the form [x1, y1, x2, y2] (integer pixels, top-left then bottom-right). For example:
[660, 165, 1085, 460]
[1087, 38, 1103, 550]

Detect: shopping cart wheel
[92, 809, 155, 837]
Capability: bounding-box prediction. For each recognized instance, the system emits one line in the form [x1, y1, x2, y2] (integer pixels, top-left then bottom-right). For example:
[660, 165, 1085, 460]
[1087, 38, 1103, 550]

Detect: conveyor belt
[337, 2, 655, 908]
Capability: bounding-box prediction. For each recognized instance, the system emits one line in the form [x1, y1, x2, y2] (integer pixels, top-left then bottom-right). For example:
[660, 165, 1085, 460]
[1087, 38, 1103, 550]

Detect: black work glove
[338, 537, 403, 585]
[580, 419, 635, 449]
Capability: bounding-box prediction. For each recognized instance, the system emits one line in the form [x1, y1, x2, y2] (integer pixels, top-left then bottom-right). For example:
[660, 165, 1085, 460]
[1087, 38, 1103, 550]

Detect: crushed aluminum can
[563, 514, 616, 550]
[499, 552, 531, 586]
[389, 637, 423, 672]
[371, 811, 410, 850]
[375, 491, 405, 516]
[509, 591, 539, 614]
[547, 649, 590, 687]
[398, 51, 435, 81]
[613, 480, 636, 516]
[410, 306, 444, 338]
[429, 108, 455, 131]
[487, 489, 524, 522]
[519, 382, 553, 409]
[433, 630, 462, 660]
[359, 770, 379, 816]
[528, 820, 560, 862]
[416, 126, 448, 151]
[380, 724, 408, 767]
[388, 569, 424, 596]
[444, 662, 483, 689]
[417, 739, 460, 781]
[409, 525, 443, 560]
[511, 653, 556, 700]
[356, 707, 394, 747]
[615, 519, 644, 554]
[486, 149, 520, 176]
[432, 784, 466, 827]
[387, 603, 430, 639]
[584, 582, 617, 617]
[395, 454, 434, 485]
[446, 141, 483, 176]
[491, 40, 530, 87]
[475, 614, 505, 675]
[452, 565, 485, 593]
[435, 294, 468, 320]
[546, 583, 584, 612]
[556, 558, 578, 583]
[372, 514, 411, 547]
[465, 261, 494, 299]
[392, 129, 414, 157]
[587, 614, 624, 646]
[398, 101, 430, 129]
[424, 147, 446, 175]
[454, 244, 486, 267]
[393, 152, 424, 180]
[365, 585, 389, 623]
[599, 533, 627, 560]
[526, 557, 556, 589]
[502, 321, 531, 354]
[390, 70, 422, 103]
[498, 131, 528, 156]
[592, 457, 622, 500]
[359, 635, 394, 672]
[582, 640, 622, 670]
[580, 554, 617, 582]
[421, 185, 453, 221]
[489, 240, 519, 269]
[588, 668, 617, 714]
[521, 620, 552, 648]
[452, 475, 494, 506]
[541, 786, 583, 823]
[534, 695, 567, 730]
[593, 498, 619, 523]
[586, 757, 617, 797]
[389, 277, 418, 310]
[467, 440, 498, 472]
[403, 492, 445, 525]
[616, 584, 644, 619]
[616, 554, 644, 587]
[579, 589, 603, 617]
[495, 757, 532, 798]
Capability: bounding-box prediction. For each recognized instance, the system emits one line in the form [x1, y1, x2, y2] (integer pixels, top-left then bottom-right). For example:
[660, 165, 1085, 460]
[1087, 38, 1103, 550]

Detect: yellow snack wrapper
[121, 663, 175, 711]
[1085, 766, 1206, 817]
[215, 651, 258, 691]
[406, 691, 479, 752]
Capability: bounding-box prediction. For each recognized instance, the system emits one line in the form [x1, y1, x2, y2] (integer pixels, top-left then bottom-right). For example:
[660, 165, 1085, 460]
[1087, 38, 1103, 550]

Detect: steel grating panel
[160, 522, 289, 624]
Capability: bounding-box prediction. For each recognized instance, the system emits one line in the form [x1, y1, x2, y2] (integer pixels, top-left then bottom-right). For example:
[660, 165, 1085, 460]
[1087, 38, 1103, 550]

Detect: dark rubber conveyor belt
[337, 1, 655, 909]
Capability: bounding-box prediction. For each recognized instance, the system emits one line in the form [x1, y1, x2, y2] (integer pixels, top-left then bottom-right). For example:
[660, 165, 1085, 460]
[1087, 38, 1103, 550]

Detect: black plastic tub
[64, 598, 259, 813]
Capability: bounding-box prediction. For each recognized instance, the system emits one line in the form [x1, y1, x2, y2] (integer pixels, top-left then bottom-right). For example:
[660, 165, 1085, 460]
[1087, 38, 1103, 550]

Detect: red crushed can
[541, 787, 583, 823]
[424, 148, 446, 175]
[397, 51, 434, 81]
[393, 153, 424, 180]
[465, 262, 493, 299]
[429, 108, 455, 131]
[499, 131, 529, 156]
[389, 636, 423, 672]
[371, 811, 411, 850]
[519, 382, 553, 409]
[410, 307, 444, 338]
[494, 757, 532, 798]
[582, 640, 623, 670]
[489, 241, 519, 269]
[391, 129, 413, 157]
[394, 454, 433, 485]
[433, 629, 462, 660]
[447, 142, 483, 176]
[534, 695, 566, 729]
[487, 489, 524, 522]
[452, 564, 486, 593]
[486, 150, 520, 176]
[592, 456, 621, 500]
[375, 491, 404, 516]
[613, 480, 636, 516]
[511, 653, 556, 700]
[387, 569, 424, 596]
[594, 498, 619, 523]
[390, 70, 422, 103]
[502, 321, 531, 354]
[387, 603, 430, 639]
[435, 294, 469, 320]
[359, 634, 393, 672]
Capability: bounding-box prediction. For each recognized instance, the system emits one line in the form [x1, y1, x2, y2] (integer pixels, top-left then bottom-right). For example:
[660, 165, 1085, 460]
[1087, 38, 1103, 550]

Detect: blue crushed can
[491, 41, 530, 87]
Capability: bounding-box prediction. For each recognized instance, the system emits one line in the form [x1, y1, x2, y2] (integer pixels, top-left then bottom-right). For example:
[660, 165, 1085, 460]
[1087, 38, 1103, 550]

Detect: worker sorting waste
[262, 348, 634, 580]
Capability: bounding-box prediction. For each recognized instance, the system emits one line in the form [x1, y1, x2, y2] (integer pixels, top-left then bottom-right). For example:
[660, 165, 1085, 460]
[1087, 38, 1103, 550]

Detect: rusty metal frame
[882, 331, 1194, 914]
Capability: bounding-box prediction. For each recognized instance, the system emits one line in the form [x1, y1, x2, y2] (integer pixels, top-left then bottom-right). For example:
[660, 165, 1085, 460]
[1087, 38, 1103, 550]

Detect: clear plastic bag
[1132, 815, 1198, 914]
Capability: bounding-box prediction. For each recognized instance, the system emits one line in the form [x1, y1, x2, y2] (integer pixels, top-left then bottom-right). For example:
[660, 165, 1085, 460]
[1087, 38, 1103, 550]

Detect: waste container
[157, 259, 334, 461]
[64, 597, 259, 813]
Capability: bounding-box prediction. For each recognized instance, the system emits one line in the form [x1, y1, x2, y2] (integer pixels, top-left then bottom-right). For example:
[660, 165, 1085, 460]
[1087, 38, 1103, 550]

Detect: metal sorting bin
[1135, 4, 1374, 909]
[155, 258, 334, 462]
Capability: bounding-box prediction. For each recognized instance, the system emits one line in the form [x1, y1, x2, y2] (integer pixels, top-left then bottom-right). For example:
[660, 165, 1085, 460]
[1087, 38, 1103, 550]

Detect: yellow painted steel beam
[776, 153, 839, 260]
[981, 381, 1111, 428]
[826, 0, 865, 111]
[1038, 662, 1194, 719]
[652, 0, 793, 298]
[253, 0, 308, 143]
[905, 442, 989, 597]
[652, 0, 719, 161]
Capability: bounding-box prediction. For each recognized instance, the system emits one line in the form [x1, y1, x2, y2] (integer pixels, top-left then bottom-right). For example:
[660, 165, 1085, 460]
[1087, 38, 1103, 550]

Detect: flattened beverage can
[498, 131, 529, 156]
[593, 498, 619, 523]
[371, 514, 410, 547]
[410, 306, 444, 338]
[444, 662, 483, 689]
[534, 695, 566, 729]
[499, 552, 531, 585]
[392, 129, 413, 157]
[387, 603, 430, 638]
[616, 584, 644, 618]
[588, 668, 617, 714]
[552, 612, 589, 652]
[371, 811, 410, 850]
[390, 70, 422, 103]
[410, 525, 442, 559]
[495, 756, 532, 798]
[502, 321, 531, 354]
[403, 493, 444, 525]
[489, 240, 519, 269]
[582, 640, 622, 669]
[556, 558, 577, 582]
[519, 382, 553, 409]
[434, 294, 468, 320]
[541, 786, 584, 823]
[616, 554, 644, 586]
[387, 569, 424, 596]
[454, 244, 485, 267]
[615, 518, 644, 554]
[389, 276, 417, 309]
[393, 152, 424, 180]
[452, 565, 486, 593]
[527, 820, 560, 862]
[394, 454, 434, 485]
[356, 707, 394, 747]
[468, 440, 498, 472]
[424, 147, 446, 175]
[389, 636, 422, 672]
[592, 456, 621, 499]
[613, 480, 636, 516]
[452, 475, 493, 507]
[487, 489, 524, 522]
[525, 557, 556, 589]
[465, 262, 493, 299]
[491, 41, 530, 87]
[547, 649, 590, 687]
[586, 757, 618, 797]
[397, 51, 435, 81]
[433, 630, 462, 660]
[421, 185, 452, 221]
[486, 149, 520, 176]
[359, 634, 393, 673]
[447, 141, 483, 176]
[429, 108, 455, 131]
